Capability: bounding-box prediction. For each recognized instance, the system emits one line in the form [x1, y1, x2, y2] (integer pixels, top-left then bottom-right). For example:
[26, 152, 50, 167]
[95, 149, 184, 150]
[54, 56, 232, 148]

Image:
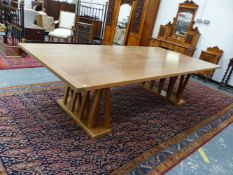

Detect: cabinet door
[126, 0, 149, 46]
[25, 28, 45, 41]
[102, 0, 121, 45]
[149, 39, 160, 47]
[45, 0, 75, 20]
[140, 0, 161, 46]
[46, 0, 61, 20]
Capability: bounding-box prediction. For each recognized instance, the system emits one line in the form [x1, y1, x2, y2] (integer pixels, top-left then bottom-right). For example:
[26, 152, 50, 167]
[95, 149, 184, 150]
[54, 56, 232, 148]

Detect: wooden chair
[48, 11, 76, 43]
[198, 46, 224, 79]
[220, 58, 233, 88]
[73, 17, 94, 44]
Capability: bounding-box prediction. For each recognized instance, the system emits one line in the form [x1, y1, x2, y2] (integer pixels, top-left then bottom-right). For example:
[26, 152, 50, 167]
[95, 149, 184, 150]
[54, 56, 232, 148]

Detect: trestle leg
[58, 86, 112, 138]
[142, 74, 191, 105]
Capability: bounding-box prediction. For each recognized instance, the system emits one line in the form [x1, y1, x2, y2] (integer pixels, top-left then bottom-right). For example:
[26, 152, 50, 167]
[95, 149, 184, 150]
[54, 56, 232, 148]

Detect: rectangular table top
[19, 43, 220, 91]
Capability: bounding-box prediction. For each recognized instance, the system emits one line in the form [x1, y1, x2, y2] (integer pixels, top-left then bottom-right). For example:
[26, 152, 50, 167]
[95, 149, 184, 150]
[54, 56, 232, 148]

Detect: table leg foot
[143, 74, 191, 106]
[58, 86, 112, 138]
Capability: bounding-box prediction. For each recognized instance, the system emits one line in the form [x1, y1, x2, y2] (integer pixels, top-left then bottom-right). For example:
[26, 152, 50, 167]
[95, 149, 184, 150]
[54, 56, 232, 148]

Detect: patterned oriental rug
[0, 81, 233, 175]
[0, 55, 42, 70]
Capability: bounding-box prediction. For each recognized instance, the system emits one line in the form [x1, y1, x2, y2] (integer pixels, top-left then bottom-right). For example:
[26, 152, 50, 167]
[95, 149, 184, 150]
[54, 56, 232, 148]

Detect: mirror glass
[113, 4, 131, 45]
[175, 12, 193, 36]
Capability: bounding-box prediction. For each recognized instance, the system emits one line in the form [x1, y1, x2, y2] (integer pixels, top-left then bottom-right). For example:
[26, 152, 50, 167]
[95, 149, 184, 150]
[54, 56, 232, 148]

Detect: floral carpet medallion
[0, 81, 233, 175]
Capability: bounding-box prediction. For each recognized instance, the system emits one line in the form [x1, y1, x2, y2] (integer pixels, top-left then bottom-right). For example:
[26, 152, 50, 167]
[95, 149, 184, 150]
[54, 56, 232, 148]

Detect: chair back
[59, 11, 76, 30]
[74, 17, 94, 44]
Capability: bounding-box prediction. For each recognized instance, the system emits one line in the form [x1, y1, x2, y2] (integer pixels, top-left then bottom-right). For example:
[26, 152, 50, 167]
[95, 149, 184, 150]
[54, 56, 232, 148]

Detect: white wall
[86, 0, 108, 4]
[22, 0, 33, 9]
[153, 0, 233, 85]
[23, 0, 76, 9]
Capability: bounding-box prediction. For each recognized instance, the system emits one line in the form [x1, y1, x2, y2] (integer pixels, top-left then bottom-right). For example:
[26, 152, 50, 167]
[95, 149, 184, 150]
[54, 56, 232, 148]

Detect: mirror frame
[114, 2, 134, 45]
[172, 0, 199, 37]
[120, 0, 133, 5]
[112, 0, 136, 45]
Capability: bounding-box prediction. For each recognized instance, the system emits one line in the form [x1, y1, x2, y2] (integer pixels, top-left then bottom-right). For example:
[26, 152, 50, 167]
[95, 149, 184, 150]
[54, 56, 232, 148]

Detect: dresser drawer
[160, 42, 169, 49]
[25, 27, 45, 41]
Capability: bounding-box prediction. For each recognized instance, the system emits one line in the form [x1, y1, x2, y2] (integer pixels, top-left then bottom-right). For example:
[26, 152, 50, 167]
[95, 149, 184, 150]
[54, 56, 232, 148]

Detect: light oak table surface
[19, 43, 220, 92]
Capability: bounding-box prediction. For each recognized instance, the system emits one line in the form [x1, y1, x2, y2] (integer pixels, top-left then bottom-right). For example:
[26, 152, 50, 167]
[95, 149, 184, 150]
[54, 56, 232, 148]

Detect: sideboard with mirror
[103, 0, 161, 46]
[150, 0, 200, 56]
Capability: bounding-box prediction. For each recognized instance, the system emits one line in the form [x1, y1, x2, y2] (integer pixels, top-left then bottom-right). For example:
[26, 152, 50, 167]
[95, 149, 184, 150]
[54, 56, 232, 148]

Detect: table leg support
[143, 74, 191, 105]
[58, 86, 112, 138]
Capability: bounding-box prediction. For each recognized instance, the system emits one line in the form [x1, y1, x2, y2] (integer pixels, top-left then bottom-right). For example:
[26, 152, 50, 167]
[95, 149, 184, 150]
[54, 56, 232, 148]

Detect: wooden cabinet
[149, 37, 197, 57]
[45, 0, 76, 20]
[24, 25, 45, 42]
[103, 0, 161, 46]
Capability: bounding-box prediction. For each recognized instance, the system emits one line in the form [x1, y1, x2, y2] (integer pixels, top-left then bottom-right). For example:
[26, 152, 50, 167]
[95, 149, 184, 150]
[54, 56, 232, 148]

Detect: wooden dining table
[19, 44, 220, 138]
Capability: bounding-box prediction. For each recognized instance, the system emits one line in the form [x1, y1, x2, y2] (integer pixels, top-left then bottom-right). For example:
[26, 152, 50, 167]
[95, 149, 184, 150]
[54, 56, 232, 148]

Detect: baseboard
[194, 75, 233, 89]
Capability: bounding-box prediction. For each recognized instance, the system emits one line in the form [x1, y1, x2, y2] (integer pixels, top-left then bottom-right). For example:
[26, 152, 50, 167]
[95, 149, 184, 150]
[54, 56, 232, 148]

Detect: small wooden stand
[0, 42, 21, 57]
[198, 46, 223, 79]
[0, 23, 21, 57]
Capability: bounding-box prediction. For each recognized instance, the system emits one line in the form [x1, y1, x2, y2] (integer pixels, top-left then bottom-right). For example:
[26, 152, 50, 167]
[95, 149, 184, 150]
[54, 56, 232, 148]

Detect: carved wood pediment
[180, 0, 199, 8]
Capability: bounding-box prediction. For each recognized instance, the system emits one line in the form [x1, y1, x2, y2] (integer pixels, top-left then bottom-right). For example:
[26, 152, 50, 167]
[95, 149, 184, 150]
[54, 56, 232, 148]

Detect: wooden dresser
[149, 26, 200, 56]
[150, 0, 200, 57]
